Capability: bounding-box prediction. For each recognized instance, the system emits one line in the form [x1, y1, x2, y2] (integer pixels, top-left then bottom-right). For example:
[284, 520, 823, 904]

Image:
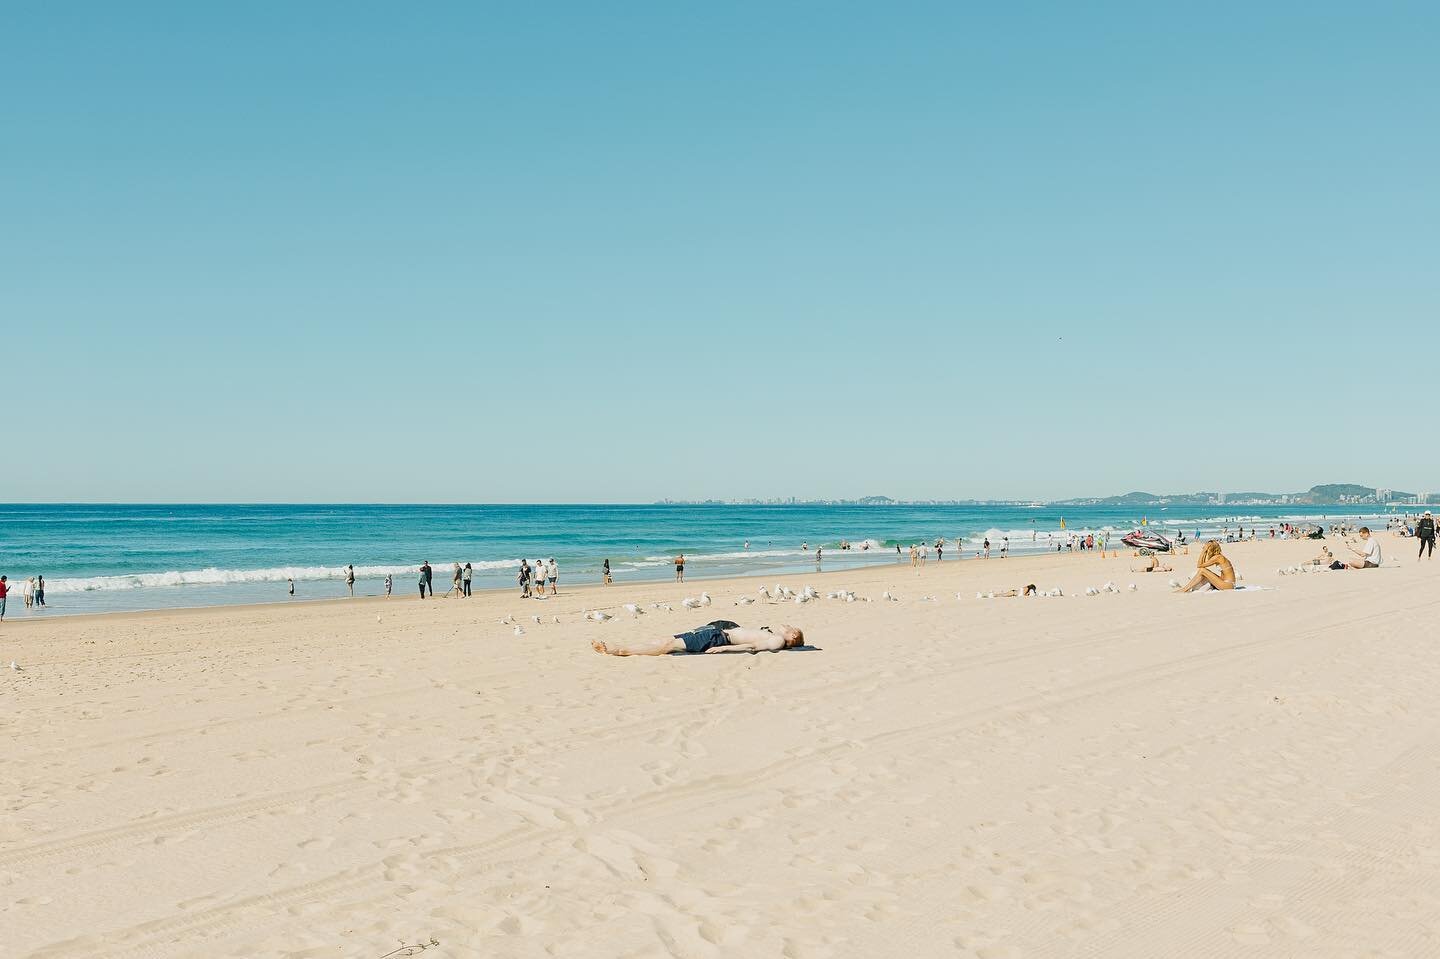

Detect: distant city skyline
[5, 3, 1436, 502]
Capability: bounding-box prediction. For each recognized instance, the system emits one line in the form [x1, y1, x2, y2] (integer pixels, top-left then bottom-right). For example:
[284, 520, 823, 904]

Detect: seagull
[845, 594, 856, 603]
[794, 594, 811, 605]
[1127, 583, 1138, 591]
[735, 596, 756, 606]
[9, 661, 20, 671]
[587, 610, 613, 623]
[513, 626, 526, 637]
[882, 591, 895, 602]
[552, 616, 561, 624]
[699, 592, 712, 607]
[622, 603, 644, 617]
[532, 615, 542, 624]
[757, 586, 771, 599]
[681, 597, 702, 610]
[499, 615, 515, 625]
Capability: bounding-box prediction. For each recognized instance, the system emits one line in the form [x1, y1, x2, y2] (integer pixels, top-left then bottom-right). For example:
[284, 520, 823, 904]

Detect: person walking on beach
[451, 563, 463, 596]
[462, 562, 472, 597]
[288, 577, 295, 598]
[602, 559, 612, 585]
[547, 558, 559, 595]
[384, 574, 392, 596]
[1417, 511, 1436, 561]
[983, 539, 991, 560]
[345, 565, 356, 597]
[519, 560, 532, 598]
[674, 554, 685, 583]
[34, 575, 45, 608]
[936, 539, 943, 562]
[423, 561, 433, 597]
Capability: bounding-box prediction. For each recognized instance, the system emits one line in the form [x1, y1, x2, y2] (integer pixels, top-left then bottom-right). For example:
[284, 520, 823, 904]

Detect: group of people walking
[519, 559, 557, 598]
[0, 574, 46, 620]
[416, 561, 474, 598]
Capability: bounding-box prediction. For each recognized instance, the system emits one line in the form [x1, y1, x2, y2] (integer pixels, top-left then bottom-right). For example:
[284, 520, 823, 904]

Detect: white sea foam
[45, 560, 519, 594]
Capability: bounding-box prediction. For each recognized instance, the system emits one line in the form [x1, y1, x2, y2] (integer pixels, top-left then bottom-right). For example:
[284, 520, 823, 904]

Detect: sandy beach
[3, 537, 1439, 957]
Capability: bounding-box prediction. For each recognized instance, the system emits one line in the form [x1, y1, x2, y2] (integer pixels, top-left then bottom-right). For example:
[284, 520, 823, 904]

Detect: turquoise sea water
[0, 503, 1402, 618]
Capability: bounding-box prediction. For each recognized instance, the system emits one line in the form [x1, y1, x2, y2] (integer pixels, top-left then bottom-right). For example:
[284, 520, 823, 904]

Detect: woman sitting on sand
[1176, 541, 1235, 592]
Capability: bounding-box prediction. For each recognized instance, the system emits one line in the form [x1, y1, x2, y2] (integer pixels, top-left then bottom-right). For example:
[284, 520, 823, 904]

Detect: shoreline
[0, 532, 1387, 636]
[2, 539, 1215, 629]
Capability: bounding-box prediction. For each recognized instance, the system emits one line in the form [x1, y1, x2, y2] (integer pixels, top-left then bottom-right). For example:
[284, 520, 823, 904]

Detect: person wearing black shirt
[1418, 511, 1436, 560]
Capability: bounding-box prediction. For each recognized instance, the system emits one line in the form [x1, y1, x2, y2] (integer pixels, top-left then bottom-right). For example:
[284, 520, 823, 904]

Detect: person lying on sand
[591, 620, 805, 656]
[1176, 541, 1235, 592]
[1309, 546, 1334, 567]
[987, 585, 1039, 597]
[1132, 554, 1174, 573]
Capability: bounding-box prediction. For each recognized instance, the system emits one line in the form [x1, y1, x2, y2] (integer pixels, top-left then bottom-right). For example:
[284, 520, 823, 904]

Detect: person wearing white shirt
[546, 559, 558, 595]
[1344, 528, 1383, 569]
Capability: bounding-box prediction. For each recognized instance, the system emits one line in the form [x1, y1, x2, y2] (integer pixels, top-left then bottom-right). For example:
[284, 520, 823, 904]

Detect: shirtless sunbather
[592, 620, 805, 656]
[1132, 554, 1174, 573]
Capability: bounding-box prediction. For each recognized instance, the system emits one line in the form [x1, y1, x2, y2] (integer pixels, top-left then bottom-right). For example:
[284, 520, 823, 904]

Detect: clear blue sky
[4, 2, 1437, 502]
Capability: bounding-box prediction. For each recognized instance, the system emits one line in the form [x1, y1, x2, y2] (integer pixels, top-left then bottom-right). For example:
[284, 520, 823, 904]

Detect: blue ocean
[0, 503, 1396, 618]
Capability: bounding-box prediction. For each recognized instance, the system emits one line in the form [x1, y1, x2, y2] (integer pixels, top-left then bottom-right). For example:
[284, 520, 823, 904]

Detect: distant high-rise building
[1377, 488, 1392, 503]
[1216, 492, 1226, 505]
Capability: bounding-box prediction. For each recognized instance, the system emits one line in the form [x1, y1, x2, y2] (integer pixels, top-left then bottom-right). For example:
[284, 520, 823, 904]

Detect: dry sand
[3, 538, 1439, 957]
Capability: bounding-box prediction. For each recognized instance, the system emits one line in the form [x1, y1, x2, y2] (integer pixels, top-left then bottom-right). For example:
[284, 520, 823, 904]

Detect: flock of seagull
[490, 579, 1166, 636]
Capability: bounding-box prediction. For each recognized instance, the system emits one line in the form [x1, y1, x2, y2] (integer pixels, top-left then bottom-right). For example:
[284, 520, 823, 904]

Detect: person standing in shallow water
[674, 554, 685, 583]
[602, 559, 612, 585]
[345, 565, 356, 597]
